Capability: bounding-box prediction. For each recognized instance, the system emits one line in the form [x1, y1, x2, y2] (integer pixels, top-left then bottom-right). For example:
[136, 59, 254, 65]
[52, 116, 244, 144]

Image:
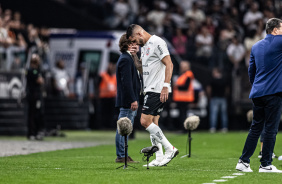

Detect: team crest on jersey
[146, 48, 150, 55]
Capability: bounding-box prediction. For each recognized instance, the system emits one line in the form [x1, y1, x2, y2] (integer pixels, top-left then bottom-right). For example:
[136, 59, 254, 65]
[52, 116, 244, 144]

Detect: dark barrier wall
[0, 0, 107, 30]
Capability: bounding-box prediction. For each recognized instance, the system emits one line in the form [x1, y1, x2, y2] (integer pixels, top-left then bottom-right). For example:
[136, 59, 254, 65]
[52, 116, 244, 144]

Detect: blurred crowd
[0, 5, 50, 71]
[64, 0, 282, 112]
[65, 0, 282, 131]
[75, 0, 282, 71]
[1, 0, 282, 134]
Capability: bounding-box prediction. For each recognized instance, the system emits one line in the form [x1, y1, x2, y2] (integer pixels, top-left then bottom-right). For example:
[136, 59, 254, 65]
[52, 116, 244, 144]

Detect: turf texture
[0, 131, 282, 184]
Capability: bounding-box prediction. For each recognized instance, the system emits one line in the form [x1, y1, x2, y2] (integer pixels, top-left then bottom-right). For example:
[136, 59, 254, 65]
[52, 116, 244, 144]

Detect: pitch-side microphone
[182, 115, 200, 158]
[140, 145, 159, 154]
[184, 115, 200, 130]
[141, 145, 159, 169]
[117, 117, 133, 136]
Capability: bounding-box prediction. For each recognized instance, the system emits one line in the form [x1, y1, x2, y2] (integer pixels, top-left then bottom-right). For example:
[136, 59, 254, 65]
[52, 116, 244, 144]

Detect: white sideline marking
[180, 154, 189, 158]
[233, 173, 245, 175]
[221, 176, 237, 179]
[203, 171, 245, 184]
[213, 179, 227, 182]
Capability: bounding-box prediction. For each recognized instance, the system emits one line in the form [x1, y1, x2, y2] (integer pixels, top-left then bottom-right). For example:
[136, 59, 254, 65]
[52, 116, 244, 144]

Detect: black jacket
[26, 68, 42, 100]
[115, 52, 141, 108]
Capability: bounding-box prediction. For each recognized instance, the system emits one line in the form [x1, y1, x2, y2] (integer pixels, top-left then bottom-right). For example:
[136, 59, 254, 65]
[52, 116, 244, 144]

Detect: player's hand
[160, 87, 169, 103]
[131, 101, 138, 111]
[130, 45, 139, 55]
[37, 76, 44, 84]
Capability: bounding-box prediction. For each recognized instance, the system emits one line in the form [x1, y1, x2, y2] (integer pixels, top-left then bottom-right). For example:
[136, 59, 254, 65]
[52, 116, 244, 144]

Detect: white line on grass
[202, 172, 245, 184]
[213, 179, 227, 182]
[232, 173, 245, 175]
[221, 176, 237, 179]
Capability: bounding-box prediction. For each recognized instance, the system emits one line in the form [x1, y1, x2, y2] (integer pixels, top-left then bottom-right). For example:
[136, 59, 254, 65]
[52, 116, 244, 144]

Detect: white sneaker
[259, 165, 282, 173]
[236, 159, 253, 172]
[143, 159, 162, 167]
[158, 147, 179, 166]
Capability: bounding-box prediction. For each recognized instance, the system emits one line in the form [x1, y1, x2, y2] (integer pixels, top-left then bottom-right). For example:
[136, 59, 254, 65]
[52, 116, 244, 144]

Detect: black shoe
[115, 157, 125, 163]
[127, 156, 139, 163]
[115, 156, 139, 163]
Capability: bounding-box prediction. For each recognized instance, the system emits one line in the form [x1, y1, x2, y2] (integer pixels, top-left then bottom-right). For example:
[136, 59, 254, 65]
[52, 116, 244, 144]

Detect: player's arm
[130, 45, 142, 73]
[132, 54, 142, 73]
[248, 47, 256, 85]
[160, 55, 173, 103]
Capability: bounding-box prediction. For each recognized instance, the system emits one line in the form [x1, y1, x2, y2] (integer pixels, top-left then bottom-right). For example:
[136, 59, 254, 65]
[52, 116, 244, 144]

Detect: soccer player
[126, 24, 179, 167]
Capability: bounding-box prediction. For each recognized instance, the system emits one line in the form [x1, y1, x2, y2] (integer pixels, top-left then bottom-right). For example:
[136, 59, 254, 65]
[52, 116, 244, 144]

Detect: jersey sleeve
[155, 38, 170, 60]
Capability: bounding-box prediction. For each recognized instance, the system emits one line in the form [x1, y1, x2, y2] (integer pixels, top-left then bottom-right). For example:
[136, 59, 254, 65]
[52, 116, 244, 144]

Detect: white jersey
[141, 35, 171, 93]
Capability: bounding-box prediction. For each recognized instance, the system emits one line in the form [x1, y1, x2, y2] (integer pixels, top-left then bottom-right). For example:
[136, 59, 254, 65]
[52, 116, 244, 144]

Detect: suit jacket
[115, 52, 141, 108]
[249, 34, 282, 98]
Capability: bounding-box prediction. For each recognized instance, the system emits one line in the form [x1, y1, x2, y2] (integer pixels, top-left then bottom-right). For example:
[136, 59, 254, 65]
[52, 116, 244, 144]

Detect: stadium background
[0, 0, 282, 135]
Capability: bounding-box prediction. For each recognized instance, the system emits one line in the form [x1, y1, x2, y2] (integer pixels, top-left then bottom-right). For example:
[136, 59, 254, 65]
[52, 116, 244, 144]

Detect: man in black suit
[115, 34, 141, 163]
[26, 54, 44, 140]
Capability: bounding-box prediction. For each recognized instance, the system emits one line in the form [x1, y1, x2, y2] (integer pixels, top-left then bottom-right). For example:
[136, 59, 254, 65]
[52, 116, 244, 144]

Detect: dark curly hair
[119, 33, 131, 52]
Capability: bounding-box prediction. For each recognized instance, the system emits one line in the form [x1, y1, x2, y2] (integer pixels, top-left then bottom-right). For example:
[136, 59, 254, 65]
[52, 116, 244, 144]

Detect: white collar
[126, 51, 132, 56]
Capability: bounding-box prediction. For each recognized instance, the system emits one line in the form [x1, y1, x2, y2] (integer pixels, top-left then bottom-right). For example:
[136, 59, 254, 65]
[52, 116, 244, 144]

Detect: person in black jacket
[115, 33, 141, 163]
[26, 54, 44, 140]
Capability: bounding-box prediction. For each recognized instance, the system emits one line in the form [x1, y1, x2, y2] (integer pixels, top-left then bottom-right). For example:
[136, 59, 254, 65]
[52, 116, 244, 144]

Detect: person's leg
[153, 115, 160, 126]
[28, 99, 37, 139]
[141, 113, 178, 166]
[151, 115, 164, 161]
[115, 108, 137, 159]
[240, 97, 265, 163]
[109, 98, 117, 129]
[220, 98, 228, 130]
[141, 92, 178, 166]
[258, 127, 265, 158]
[209, 98, 219, 131]
[141, 113, 173, 151]
[27, 101, 32, 139]
[103, 98, 114, 129]
[260, 95, 282, 167]
[177, 102, 187, 130]
[260, 126, 265, 147]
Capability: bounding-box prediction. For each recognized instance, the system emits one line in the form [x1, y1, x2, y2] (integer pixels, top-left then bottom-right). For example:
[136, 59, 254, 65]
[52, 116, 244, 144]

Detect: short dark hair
[119, 33, 131, 52]
[126, 24, 137, 39]
[266, 18, 282, 34]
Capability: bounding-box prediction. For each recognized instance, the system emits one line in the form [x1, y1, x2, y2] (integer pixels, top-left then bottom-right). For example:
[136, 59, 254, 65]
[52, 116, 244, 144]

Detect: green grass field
[1, 131, 282, 184]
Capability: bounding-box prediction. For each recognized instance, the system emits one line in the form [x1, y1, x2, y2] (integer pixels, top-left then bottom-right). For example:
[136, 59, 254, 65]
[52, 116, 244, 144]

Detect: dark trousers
[27, 99, 42, 137]
[240, 94, 282, 167]
[99, 97, 116, 129]
[176, 102, 189, 130]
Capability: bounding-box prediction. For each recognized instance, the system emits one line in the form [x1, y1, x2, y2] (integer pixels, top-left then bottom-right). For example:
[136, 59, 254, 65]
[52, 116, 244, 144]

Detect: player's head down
[126, 24, 146, 47]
